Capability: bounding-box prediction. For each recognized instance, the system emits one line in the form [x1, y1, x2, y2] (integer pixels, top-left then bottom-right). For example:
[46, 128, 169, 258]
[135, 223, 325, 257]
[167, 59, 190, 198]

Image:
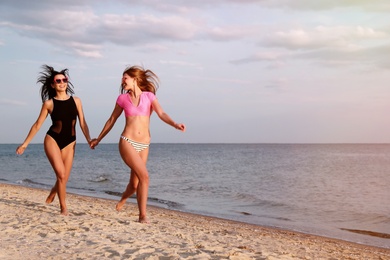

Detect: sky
[1, 0, 390, 144]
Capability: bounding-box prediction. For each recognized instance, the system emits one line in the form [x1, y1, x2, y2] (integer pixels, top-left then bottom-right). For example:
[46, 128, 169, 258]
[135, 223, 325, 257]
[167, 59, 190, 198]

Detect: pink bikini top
[116, 92, 156, 117]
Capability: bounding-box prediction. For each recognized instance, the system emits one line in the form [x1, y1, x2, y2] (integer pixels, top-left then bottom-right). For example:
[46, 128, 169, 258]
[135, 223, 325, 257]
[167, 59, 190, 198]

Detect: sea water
[1, 143, 389, 249]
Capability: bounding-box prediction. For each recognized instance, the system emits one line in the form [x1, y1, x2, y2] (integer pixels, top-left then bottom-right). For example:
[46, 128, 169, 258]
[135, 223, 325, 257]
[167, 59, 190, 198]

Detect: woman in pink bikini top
[90, 65, 186, 223]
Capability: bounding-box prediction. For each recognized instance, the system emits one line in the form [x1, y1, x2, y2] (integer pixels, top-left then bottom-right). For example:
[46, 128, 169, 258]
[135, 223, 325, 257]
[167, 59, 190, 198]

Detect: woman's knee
[128, 181, 138, 191]
[56, 171, 68, 182]
[139, 173, 149, 185]
[133, 169, 149, 184]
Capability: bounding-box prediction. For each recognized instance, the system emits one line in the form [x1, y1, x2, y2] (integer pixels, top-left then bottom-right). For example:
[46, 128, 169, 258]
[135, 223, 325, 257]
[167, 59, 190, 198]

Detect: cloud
[0, 0, 280, 58]
[230, 51, 289, 67]
[0, 8, 101, 57]
[0, 5, 201, 58]
[137, 44, 169, 53]
[68, 42, 103, 58]
[264, 26, 387, 50]
[264, 78, 288, 90]
[0, 0, 84, 9]
[257, 0, 390, 11]
[206, 25, 260, 41]
[231, 25, 390, 72]
[2, 0, 389, 14]
[119, 0, 390, 12]
[126, 0, 197, 13]
[96, 14, 198, 44]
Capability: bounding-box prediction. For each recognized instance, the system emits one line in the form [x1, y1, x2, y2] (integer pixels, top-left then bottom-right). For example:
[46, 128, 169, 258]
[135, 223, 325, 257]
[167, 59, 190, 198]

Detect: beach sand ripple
[0, 183, 389, 259]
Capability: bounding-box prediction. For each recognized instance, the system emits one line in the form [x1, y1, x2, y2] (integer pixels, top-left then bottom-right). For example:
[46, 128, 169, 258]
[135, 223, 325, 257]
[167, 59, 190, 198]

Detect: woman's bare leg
[119, 139, 149, 223]
[46, 183, 57, 204]
[116, 172, 138, 211]
[44, 136, 75, 215]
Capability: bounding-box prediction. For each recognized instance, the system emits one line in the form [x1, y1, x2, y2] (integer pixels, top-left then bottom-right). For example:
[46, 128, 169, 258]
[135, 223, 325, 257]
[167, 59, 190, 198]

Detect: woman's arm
[90, 103, 123, 148]
[74, 96, 92, 144]
[16, 101, 51, 155]
[152, 99, 186, 132]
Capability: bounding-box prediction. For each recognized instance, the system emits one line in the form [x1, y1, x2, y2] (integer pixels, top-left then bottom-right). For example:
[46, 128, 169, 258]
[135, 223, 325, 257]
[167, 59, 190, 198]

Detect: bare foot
[45, 194, 55, 204]
[139, 216, 149, 224]
[116, 200, 126, 211]
[60, 210, 69, 216]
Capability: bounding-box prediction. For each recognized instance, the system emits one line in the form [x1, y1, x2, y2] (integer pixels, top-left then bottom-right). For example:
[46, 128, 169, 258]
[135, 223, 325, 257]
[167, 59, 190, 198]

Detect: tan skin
[16, 74, 92, 216]
[90, 73, 185, 223]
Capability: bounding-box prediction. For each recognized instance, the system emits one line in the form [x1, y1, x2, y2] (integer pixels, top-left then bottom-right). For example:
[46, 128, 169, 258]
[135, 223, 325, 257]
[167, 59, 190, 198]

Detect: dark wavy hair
[37, 65, 74, 102]
[121, 65, 159, 94]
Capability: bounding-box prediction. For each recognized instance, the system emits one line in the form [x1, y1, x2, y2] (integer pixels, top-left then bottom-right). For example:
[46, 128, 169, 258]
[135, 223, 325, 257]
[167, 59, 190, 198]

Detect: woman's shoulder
[142, 91, 156, 100]
[42, 99, 54, 111]
[117, 92, 129, 97]
[116, 93, 129, 105]
[71, 96, 82, 105]
[43, 98, 53, 106]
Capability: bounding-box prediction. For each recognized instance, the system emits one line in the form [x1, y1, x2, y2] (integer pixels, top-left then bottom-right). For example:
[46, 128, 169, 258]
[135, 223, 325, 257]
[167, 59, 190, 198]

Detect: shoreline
[1, 183, 389, 259]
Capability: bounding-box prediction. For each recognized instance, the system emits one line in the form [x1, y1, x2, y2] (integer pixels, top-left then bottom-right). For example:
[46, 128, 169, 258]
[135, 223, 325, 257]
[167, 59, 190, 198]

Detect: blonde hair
[121, 65, 159, 94]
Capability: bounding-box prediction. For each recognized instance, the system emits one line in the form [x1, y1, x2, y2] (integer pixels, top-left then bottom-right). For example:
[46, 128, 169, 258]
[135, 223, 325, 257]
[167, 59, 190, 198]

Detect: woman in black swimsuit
[16, 65, 92, 216]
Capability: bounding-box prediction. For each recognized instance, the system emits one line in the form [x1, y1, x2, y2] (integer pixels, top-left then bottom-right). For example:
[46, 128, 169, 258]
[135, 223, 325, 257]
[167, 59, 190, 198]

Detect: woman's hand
[89, 138, 99, 149]
[16, 145, 26, 155]
[174, 123, 186, 132]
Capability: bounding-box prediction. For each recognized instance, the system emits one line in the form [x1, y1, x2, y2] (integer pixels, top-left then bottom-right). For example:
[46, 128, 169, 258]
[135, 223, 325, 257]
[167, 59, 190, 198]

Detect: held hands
[89, 138, 99, 149]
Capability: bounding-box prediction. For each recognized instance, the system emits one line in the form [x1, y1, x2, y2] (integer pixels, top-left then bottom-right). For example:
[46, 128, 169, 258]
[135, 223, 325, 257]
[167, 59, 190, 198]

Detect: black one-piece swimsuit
[46, 97, 78, 150]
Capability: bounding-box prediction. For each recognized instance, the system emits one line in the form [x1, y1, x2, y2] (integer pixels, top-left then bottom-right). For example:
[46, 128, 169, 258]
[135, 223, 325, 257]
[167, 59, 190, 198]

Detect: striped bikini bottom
[120, 136, 150, 153]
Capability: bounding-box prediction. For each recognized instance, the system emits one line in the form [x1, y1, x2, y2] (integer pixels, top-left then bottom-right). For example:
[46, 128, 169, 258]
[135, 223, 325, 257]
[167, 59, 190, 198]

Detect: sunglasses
[54, 78, 68, 84]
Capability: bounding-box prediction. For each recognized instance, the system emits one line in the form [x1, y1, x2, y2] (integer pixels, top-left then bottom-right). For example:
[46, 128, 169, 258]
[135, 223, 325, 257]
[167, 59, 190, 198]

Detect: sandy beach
[0, 183, 389, 259]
